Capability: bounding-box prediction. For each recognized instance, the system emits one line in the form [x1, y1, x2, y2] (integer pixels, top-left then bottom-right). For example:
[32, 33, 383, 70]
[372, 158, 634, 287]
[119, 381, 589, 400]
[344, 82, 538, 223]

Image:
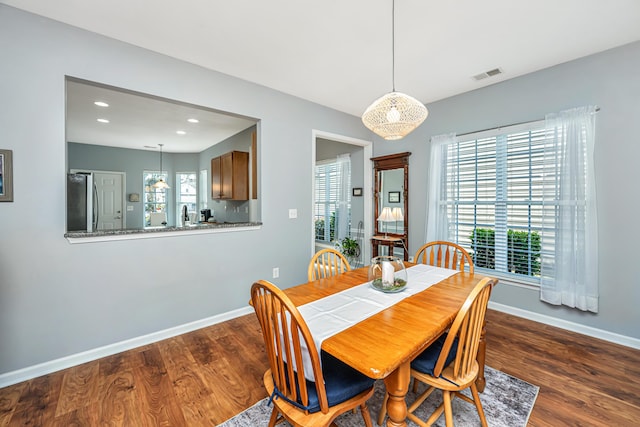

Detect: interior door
[94, 172, 124, 230]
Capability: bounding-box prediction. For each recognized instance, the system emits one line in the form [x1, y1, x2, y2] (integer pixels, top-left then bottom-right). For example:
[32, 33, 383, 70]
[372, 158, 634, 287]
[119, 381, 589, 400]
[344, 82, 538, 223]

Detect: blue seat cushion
[274, 351, 375, 413]
[410, 334, 458, 376]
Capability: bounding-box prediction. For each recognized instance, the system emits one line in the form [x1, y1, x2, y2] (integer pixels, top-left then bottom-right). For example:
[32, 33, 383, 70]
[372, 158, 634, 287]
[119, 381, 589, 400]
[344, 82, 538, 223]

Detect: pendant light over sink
[152, 143, 170, 189]
[362, 0, 428, 140]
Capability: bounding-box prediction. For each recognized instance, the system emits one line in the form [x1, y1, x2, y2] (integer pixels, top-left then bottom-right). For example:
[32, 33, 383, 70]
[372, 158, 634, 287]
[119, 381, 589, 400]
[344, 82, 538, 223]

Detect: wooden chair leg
[443, 391, 454, 427]
[419, 401, 444, 426]
[377, 392, 389, 425]
[268, 408, 279, 427]
[470, 382, 488, 427]
[361, 402, 374, 427]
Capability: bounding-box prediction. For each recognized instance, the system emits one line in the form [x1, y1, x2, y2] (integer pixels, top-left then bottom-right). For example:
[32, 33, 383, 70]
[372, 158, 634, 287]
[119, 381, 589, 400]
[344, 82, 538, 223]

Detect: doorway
[311, 131, 373, 267]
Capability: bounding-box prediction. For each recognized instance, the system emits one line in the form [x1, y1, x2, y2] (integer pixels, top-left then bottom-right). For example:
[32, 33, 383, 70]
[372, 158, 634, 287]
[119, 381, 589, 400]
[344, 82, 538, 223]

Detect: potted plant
[336, 236, 361, 266]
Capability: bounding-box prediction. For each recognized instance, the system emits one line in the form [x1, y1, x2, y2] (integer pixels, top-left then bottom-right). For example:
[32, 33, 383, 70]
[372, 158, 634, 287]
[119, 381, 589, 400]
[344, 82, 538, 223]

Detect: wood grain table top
[283, 265, 485, 379]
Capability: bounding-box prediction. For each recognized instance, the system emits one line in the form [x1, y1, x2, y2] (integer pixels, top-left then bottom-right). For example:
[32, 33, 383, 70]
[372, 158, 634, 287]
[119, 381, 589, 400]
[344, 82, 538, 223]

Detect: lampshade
[391, 207, 404, 221]
[362, 92, 428, 141]
[152, 178, 169, 189]
[152, 143, 170, 189]
[377, 206, 395, 222]
[361, 0, 428, 140]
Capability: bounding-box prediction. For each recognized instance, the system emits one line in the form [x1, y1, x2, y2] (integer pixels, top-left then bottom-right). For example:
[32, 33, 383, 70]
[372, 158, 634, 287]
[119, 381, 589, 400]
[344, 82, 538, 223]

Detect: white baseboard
[3, 302, 639, 388]
[0, 306, 254, 388]
[489, 301, 640, 350]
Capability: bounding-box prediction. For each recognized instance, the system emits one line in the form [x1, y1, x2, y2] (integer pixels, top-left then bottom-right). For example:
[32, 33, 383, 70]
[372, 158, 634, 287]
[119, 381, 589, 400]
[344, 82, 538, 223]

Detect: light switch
[288, 209, 297, 219]
[126, 205, 134, 211]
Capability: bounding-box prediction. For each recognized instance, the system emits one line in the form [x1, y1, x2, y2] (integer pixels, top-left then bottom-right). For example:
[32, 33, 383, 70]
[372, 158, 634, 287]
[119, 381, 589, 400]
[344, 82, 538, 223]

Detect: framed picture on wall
[0, 149, 13, 202]
[388, 191, 400, 203]
[352, 187, 363, 197]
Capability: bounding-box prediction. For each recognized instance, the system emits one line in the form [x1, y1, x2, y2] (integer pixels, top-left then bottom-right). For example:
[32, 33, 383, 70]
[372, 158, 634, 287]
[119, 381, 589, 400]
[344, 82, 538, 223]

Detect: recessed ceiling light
[97, 118, 109, 123]
[187, 118, 199, 123]
[176, 130, 186, 135]
[94, 101, 109, 107]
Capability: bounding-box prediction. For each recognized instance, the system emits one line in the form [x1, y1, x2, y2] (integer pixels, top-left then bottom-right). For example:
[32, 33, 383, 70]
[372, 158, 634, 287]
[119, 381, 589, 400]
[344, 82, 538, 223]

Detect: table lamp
[392, 207, 404, 234]
[377, 207, 395, 237]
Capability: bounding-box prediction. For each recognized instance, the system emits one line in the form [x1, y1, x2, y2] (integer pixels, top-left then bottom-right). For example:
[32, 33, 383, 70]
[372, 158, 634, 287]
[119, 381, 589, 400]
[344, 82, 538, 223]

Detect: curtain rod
[456, 107, 600, 138]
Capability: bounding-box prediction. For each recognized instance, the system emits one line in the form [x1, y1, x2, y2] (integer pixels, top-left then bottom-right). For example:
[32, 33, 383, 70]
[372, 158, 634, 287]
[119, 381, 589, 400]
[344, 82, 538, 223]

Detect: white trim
[310, 130, 373, 263]
[4, 300, 639, 388]
[489, 301, 640, 350]
[481, 272, 540, 291]
[0, 306, 254, 388]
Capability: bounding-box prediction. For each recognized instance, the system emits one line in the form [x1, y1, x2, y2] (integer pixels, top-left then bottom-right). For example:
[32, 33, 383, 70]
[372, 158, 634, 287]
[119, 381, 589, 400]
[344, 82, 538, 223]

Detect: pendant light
[362, 0, 428, 140]
[152, 143, 170, 189]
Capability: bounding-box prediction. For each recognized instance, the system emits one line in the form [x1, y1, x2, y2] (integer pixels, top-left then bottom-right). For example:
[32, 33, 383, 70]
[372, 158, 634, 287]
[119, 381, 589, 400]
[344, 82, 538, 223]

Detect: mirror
[65, 77, 259, 232]
[372, 152, 410, 261]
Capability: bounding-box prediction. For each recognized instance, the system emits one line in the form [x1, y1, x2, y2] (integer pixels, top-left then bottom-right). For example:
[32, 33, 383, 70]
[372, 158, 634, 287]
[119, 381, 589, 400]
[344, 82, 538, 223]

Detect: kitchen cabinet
[211, 151, 249, 200]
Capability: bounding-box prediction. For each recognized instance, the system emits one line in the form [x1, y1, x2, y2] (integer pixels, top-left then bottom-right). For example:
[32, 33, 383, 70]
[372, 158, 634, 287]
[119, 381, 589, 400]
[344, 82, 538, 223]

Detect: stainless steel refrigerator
[67, 172, 98, 232]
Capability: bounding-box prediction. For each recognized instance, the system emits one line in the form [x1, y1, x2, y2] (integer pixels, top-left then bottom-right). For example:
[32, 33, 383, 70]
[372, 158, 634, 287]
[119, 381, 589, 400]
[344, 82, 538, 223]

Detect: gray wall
[372, 41, 640, 340]
[0, 5, 372, 375]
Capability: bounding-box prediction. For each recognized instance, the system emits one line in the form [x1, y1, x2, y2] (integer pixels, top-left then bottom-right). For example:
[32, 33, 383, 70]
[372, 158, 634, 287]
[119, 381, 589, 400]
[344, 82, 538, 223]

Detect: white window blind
[314, 160, 351, 243]
[441, 121, 551, 282]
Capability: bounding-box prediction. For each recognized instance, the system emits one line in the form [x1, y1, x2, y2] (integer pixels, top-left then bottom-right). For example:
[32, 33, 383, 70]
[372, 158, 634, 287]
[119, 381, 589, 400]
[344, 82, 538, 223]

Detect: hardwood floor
[1, 310, 639, 426]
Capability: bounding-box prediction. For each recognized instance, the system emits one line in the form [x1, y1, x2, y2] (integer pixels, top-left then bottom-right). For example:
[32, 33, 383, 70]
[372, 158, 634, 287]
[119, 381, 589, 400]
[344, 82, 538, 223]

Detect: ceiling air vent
[472, 67, 503, 81]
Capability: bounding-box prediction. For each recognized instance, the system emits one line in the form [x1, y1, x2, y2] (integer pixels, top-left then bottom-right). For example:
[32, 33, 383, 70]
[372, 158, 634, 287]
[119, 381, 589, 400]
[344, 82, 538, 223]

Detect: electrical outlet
[408, 256, 414, 262]
[272, 267, 280, 278]
[288, 209, 297, 219]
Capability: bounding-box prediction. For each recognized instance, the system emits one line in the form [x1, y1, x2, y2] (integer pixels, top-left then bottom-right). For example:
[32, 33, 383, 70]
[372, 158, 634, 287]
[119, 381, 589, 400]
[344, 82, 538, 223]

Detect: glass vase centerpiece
[369, 256, 407, 293]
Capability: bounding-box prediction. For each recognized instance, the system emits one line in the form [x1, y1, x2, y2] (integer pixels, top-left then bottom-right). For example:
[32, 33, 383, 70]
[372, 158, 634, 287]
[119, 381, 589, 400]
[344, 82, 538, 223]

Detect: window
[176, 172, 197, 225]
[314, 159, 351, 243]
[437, 121, 552, 283]
[143, 171, 168, 227]
[199, 169, 208, 211]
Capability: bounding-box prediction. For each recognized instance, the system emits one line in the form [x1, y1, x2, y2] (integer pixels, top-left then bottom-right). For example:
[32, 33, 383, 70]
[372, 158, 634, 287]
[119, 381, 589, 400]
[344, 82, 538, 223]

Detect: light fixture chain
[361, 0, 428, 140]
[392, 0, 395, 92]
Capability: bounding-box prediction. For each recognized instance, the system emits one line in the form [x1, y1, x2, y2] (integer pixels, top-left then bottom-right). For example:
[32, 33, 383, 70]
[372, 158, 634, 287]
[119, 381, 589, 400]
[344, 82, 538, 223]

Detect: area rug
[218, 366, 538, 426]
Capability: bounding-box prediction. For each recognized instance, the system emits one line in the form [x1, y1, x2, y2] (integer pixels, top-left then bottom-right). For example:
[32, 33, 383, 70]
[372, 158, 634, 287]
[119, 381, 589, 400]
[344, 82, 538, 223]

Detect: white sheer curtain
[425, 133, 456, 242]
[541, 106, 598, 312]
[335, 154, 351, 242]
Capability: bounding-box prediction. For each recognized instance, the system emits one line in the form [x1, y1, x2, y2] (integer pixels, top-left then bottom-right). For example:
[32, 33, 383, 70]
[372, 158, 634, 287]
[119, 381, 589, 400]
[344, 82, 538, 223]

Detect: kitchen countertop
[64, 221, 262, 244]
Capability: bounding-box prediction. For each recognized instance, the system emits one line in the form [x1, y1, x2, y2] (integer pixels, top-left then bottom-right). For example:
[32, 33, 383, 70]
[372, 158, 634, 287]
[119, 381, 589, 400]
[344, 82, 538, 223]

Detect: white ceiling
[65, 79, 257, 153]
[5, 0, 640, 149]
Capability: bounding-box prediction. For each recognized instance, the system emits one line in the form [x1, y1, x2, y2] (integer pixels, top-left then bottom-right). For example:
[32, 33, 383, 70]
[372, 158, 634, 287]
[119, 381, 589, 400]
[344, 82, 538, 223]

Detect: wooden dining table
[282, 264, 491, 427]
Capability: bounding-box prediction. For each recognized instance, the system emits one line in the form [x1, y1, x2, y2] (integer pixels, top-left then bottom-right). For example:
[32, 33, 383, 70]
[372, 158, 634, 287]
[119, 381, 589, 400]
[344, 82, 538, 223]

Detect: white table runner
[296, 264, 458, 381]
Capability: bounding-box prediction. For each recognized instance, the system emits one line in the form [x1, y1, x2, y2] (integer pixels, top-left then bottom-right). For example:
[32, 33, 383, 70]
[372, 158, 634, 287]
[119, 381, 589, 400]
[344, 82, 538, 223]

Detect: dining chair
[414, 241, 474, 274]
[251, 280, 375, 427]
[308, 248, 351, 281]
[377, 277, 497, 427]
